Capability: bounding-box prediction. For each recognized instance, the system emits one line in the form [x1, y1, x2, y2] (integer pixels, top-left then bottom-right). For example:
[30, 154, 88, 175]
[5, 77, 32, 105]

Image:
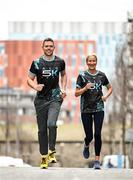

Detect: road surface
[0, 167, 133, 180]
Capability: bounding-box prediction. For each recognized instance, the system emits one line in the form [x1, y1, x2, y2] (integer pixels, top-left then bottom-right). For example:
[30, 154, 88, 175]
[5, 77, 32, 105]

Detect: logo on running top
[42, 68, 59, 77]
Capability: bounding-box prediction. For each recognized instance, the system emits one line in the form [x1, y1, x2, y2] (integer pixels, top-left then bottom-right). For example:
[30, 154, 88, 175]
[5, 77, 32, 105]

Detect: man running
[27, 38, 67, 169]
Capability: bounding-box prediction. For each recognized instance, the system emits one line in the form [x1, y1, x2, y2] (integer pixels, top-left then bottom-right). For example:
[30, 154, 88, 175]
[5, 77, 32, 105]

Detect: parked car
[0, 156, 31, 167]
[127, 10, 133, 22]
[102, 155, 129, 169]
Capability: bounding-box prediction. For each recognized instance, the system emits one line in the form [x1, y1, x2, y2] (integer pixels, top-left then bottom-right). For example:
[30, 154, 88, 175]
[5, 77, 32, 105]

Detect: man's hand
[102, 96, 107, 102]
[60, 89, 67, 99]
[35, 84, 44, 91]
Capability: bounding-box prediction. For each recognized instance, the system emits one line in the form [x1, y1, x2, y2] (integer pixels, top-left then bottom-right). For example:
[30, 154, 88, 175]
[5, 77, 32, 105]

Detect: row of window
[8, 22, 125, 35]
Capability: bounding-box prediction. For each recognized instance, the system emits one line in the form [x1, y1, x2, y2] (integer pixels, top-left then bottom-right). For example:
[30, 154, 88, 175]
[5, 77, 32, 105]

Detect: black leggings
[81, 111, 104, 156]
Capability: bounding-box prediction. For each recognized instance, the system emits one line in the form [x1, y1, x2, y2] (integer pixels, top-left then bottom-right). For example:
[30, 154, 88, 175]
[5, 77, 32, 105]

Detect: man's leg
[47, 99, 62, 163]
[34, 97, 50, 168]
[47, 99, 62, 151]
[34, 97, 49, 155]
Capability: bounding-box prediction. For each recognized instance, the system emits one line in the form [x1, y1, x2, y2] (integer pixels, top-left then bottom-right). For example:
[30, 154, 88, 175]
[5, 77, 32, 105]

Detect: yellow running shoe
[40, 155, 48, 169]
[48, 150, 57, 163]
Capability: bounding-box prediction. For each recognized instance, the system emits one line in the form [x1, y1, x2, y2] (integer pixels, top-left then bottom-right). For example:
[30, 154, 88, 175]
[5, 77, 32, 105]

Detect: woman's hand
[85, 83, 95, 90]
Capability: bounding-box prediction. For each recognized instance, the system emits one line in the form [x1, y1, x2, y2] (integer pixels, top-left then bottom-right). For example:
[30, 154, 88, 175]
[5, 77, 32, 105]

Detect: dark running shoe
[94, 161, 101, 170]
[83, 145, 90, 159]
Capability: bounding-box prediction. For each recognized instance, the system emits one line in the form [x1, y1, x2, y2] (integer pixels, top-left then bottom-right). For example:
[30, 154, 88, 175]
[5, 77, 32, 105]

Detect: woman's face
[86, 55, 97, 70]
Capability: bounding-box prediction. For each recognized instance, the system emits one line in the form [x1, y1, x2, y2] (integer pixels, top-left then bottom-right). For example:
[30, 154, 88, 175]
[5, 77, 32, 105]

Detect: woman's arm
[75, 87, 87, 97]
[75, 83, 94, 97]
[102, 84, 113, 102]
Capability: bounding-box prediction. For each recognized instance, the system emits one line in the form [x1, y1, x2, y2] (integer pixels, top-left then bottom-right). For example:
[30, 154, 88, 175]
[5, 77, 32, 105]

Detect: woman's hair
[86, 53, 97, 63]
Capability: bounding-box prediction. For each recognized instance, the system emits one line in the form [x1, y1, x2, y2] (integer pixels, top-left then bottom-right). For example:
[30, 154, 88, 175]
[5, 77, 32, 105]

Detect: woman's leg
[81, 113, 93, 146]
[93, 111, 104, 161]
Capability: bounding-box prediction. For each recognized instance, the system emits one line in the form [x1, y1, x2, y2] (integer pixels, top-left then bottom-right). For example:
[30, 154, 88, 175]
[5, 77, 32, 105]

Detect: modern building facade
[0, 21, 125, 123]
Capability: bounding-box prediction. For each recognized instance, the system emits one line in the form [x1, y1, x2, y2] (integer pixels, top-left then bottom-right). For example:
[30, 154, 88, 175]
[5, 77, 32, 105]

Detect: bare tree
[114, 15, 133, 167]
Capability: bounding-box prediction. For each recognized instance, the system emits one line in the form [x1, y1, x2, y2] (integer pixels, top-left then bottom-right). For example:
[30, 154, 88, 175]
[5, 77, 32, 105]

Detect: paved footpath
[0, 167, 133, 180]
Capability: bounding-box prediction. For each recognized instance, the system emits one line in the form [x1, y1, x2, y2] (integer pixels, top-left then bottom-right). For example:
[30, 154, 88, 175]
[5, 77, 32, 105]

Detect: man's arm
[27, 74, 44, 91]
[60, 70, 67, 98]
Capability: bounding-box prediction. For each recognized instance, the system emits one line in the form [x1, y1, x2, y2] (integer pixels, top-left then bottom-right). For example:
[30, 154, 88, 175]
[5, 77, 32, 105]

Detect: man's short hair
[42, 38, 54, 47]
